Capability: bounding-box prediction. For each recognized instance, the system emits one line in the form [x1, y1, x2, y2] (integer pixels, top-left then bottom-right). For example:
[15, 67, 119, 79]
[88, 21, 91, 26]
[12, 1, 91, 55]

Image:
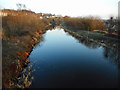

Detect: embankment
[2, 10, 52, 88]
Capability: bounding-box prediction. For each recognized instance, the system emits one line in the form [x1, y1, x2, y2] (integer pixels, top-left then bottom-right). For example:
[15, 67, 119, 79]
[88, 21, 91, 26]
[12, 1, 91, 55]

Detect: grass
[2, 10, 51, 88]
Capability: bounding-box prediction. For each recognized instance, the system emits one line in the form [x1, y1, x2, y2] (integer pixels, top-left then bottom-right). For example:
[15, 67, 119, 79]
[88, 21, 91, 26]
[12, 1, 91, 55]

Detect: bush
[2, 14, 49, 38]
[63, 16, 106, 31]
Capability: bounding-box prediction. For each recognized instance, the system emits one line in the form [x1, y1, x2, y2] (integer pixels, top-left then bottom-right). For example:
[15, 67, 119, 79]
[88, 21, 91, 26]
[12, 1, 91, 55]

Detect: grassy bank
[61, 16, 119, 50]
[63, 26, 119, 48]
[2, 10, 51, 88]
[62, 16, 119, 36]
[62, 26, 120, 67]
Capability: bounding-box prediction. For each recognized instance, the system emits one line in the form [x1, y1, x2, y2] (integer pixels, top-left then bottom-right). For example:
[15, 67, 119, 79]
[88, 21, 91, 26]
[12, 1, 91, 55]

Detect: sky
[0, 0, 119, 19]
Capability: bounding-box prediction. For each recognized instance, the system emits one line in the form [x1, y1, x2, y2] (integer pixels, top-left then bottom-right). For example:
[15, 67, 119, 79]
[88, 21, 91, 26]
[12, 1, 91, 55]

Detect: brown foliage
[63, 16, 106, 31]
[2, 10, 51, 88]
[2, 14, 49, 38]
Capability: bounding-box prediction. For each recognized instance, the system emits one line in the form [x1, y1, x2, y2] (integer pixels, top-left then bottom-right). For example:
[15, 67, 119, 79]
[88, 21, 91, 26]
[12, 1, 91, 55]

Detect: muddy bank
[2, 28, 50, 88]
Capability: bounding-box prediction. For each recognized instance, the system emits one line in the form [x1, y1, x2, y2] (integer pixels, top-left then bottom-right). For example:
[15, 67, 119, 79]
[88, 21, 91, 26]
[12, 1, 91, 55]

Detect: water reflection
[65, 29, 120, 67]
[29, 28, 119, 88]
[103, 47, 119, 66]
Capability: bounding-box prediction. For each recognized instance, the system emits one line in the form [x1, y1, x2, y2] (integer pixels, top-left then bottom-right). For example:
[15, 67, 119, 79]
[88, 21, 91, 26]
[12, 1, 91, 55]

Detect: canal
[29, 27, 118, 88]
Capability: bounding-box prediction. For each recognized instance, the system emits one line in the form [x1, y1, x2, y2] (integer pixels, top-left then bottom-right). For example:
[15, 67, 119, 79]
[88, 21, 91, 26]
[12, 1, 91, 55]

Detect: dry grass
[2, 10, 51, 88]
[63, 16, 106, 31]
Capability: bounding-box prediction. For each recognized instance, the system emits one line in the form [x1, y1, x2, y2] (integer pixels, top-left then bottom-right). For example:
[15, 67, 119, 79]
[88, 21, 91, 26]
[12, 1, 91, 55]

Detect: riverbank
[62, 25, 120, 68]
[62, 25, 119, 49]
[2, 11, 52, 88]
[2, 9, 119, 88]
[2, 28, 51, 88]
[62, 16, 119, 37]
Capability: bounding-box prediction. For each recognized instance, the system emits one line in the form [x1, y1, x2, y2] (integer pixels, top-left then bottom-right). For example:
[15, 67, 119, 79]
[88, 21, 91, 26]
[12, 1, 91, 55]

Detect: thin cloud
[0, 0, 119, 19]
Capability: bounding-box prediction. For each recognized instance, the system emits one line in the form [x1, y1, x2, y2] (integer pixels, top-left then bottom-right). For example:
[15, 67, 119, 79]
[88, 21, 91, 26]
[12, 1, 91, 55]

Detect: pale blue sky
[0, 0, 119, 19]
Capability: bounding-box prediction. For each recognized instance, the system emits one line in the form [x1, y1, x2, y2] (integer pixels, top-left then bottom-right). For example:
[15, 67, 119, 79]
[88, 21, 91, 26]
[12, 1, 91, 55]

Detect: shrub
[2, 14, 49, 38]
[63, 16, 106, 31]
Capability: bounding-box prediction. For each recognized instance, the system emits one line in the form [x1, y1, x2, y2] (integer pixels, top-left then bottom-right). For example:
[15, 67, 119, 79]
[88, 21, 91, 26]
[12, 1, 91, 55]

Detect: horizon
[0, 0, 119, 19]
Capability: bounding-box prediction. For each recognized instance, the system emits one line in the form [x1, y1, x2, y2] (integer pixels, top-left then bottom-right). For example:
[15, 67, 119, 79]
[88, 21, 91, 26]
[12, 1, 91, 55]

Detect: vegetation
[63, 16, 106, 31]
[62, 16, 119, 67]
[3, 15, 49, 38]
[2, 9, 51, 88]
[2, 9, 119, 88]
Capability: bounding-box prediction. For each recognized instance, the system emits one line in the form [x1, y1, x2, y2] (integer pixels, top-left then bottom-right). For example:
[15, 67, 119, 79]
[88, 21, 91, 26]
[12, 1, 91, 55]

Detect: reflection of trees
[65, 29, 120, 68]
[49, 25, 59, 30]
[103, 47, 120, 66]
[77, 37, 100, 49]
[79, 35, 119, 68]
[65, 30, 101, 49]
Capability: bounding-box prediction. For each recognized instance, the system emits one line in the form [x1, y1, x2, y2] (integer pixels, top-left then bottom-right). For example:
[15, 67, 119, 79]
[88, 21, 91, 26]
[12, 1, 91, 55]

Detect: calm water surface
[29, 28, 118, 88]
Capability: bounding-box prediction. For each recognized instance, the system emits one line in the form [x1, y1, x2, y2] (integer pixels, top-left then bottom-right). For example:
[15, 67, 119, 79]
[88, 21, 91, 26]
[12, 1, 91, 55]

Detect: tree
[16, 3, 27, 10]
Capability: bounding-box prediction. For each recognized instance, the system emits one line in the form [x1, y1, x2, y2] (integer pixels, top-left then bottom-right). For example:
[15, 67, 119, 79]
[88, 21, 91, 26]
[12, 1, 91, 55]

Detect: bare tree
[16, 3, 27, 10]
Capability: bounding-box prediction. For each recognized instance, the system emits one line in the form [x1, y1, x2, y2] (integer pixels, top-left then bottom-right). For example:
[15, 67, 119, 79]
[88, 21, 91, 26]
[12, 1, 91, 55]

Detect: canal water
[29, 28, 118, 88]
